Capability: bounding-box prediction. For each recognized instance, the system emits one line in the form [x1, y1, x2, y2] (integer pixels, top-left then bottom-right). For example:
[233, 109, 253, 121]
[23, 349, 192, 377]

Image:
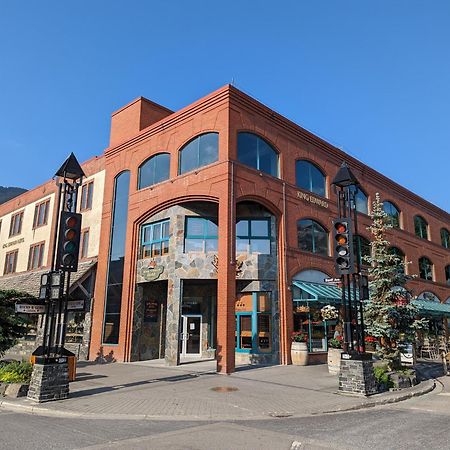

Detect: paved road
[1, 377, 450, 450]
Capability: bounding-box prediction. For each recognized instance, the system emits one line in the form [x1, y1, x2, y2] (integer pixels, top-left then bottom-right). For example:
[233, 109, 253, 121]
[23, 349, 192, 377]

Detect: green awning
[412, 299, 450, 318]
[292, 281, 344, 304]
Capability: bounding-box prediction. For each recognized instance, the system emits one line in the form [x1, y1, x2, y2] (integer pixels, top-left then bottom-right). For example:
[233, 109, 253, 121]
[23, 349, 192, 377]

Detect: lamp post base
[338, 352, 377, 396]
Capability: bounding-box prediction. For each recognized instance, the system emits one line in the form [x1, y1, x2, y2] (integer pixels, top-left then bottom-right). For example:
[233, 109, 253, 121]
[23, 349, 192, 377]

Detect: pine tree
[363, 193, 427, 370]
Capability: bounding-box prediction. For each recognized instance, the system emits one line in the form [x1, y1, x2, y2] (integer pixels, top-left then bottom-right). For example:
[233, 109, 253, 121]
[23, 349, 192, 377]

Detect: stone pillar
[164, 277, 181, 366]
[216, 184, 236, 374]
[339, 353, 378, 396]
[27, 360, 69, 402]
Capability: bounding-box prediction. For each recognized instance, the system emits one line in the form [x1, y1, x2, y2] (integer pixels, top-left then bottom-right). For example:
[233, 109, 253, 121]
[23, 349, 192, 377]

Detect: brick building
[1, 85, 449, 372]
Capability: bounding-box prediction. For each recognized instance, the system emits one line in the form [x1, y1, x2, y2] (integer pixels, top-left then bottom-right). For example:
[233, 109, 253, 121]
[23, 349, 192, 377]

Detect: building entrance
[180, 315, 202, 356]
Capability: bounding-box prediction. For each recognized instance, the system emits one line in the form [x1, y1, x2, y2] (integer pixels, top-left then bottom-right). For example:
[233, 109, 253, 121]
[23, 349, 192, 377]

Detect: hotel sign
[140, 263, 164, 281]
[297, 191, 328, 209]
[3, 237, 25, 249]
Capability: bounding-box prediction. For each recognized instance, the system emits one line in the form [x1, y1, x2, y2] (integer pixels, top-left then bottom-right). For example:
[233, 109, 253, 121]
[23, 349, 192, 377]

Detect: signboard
[297, 191, 329, 208]
[324, 278, 341, 284]
[140, 264, 164, 282]
[67, 300, 85, 311]
[144, 299, 159, 323]
[15, 304, 45, 314]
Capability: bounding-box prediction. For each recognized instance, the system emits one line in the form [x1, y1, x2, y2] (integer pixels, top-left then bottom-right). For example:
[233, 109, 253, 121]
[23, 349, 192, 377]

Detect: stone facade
[338, 356, 378, 396]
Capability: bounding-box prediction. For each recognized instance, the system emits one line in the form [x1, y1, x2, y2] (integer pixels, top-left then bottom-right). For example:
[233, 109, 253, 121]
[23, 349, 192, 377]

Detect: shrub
[373, 365, 393, 389]
[292, 332, 307, 343]
[0, 361, 33, 384]
[328, 337, 342, 349]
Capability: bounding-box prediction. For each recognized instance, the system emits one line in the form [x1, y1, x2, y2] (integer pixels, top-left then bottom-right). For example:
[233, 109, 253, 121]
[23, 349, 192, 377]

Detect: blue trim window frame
[184, 217, 218, 253]
[235, 292, 272, 354]
[141, 220, 170, 258]
[236, 218, 271, 254]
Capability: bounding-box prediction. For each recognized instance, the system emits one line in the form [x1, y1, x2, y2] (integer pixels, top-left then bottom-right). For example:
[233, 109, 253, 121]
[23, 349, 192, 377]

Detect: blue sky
[1, 1, 449, 212]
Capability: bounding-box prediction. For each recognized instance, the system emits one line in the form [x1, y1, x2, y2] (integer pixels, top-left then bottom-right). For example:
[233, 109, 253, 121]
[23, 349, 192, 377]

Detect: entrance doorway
[180, 314, 202, 356]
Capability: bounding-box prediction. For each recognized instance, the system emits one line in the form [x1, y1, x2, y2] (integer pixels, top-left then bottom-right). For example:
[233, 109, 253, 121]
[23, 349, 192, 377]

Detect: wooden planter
[327, 348, 343, 374]
[291, 342, 309, 366]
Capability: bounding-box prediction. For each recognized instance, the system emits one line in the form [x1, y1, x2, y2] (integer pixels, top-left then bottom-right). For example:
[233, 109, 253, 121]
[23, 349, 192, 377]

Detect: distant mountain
[0, 186, 27, 205]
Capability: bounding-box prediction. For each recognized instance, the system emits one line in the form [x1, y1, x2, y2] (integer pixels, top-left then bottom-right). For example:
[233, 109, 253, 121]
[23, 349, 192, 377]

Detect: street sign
[324, 277, 341, 283]
[67, 300, 84, 311]
[15, 304, 45, 314]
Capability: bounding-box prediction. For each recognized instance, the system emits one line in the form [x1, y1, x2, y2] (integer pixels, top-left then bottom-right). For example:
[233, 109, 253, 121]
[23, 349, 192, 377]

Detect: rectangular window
[4, 250, 18, 274]
[184, 217, 218, 253]
[141, 220, 170, 258]
[81, 229, 90, 258]
[9, 211, 24, 237]
[236, 218, 271, 254]
[33, 200, 50, 228]
[28, 242, 45, 270]
[80, 181, 94, 211]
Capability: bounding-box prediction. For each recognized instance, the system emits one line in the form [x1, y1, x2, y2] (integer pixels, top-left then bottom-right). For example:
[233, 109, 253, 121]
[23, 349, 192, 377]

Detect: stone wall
[339, 356, 378, 396]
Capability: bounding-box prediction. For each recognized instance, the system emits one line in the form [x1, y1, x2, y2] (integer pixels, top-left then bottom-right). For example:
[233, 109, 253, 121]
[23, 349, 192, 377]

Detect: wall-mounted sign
[67, 300, 85, 310]
[140, 261, 164, 281]
[15, 304, 45, 314]
[144, 299, 158, 323]
[297, 191, 328, 209]
[3, 237, 25, 249]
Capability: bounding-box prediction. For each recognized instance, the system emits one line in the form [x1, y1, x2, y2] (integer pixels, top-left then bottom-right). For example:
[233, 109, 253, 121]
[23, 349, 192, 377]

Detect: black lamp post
[331, 162, 367, 355]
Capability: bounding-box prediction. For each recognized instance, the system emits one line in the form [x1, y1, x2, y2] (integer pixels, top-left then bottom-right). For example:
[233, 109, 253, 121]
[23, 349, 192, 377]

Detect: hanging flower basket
[320, 305, 338, 321]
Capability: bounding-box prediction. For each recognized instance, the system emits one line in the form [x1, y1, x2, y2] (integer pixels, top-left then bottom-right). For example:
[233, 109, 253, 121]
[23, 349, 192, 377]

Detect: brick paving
[0, 360, 438, 420]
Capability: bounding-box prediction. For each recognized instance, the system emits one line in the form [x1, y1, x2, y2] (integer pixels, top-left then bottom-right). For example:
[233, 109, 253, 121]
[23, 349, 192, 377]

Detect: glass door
[180, 315, 202, 356]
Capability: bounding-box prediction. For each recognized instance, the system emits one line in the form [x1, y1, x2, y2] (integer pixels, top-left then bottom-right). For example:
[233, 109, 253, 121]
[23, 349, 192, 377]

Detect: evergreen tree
[0, 290, 34, 357]
[363, 193, 427, 369]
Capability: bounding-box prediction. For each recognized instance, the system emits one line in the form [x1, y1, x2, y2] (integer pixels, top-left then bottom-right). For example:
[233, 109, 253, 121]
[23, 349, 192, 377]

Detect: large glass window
[102, 171, 130, 345]
[179, 133, 218, 174]
[383, 201, 400, 228]
[235, 292, 272, 354]
[141, 220, 170, 257]
[184, 217, 218, 252]
[350, 186, 368, 215]
[236, 218, 271, 254]
[237, 132, 279, 177]
[138, 153, 170, 189]
[297, 219, 328, 256]
[441, 228, 450, 249]
[419, 256, 433, 281]
[414, 215, 428, 240]
[354, 235, 371, 266]
[295, 160, 326, 197]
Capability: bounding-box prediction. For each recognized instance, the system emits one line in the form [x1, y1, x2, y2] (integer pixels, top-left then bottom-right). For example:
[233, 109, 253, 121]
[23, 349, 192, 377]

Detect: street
[1, 377, 449, 450]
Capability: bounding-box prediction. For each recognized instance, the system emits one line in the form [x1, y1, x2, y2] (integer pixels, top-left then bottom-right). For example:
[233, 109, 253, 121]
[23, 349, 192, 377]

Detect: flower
[292, 331, 307, 342]
[328, 337, 342, 349]
[365, 336, 377, 343]
[320, 305, 338, 321]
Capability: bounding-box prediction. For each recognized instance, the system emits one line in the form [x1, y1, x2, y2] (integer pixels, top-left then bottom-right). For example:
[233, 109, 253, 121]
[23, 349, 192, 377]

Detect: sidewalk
[0, 359, 438, 421]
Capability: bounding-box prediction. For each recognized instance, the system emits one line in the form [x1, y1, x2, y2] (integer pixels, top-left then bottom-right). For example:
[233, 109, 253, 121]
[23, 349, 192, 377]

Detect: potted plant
[327, 336, 343, 374]
[291, 332, 309, 366]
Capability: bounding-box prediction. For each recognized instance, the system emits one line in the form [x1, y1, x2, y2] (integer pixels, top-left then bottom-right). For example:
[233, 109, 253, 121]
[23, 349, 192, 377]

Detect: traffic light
[56, 211, 82, 272]
[333, 218, 355, 275]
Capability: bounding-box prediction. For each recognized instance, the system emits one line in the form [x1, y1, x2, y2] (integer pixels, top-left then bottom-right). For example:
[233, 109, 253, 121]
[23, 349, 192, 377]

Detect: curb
[318, 378, 436, 415]
[0, 378, 437, 421]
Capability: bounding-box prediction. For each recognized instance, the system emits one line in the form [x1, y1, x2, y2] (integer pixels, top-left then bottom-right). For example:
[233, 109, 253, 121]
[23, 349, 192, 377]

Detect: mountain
[0, 186, 28, 205]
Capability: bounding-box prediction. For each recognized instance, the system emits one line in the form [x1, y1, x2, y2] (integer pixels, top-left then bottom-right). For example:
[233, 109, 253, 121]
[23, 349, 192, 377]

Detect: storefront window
[236, 218, 271, 254]
[141, 220, 170, 257]
[235, 292, 272, 354]
[238, 132, 279, 177]
[184, 217, 218, 252]
[179, 133, 218, 174]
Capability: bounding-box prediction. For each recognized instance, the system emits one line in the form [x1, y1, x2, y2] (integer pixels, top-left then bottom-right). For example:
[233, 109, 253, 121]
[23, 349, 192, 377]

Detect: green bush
[373, 365, 393, 389]
[0, 361, 32, 384]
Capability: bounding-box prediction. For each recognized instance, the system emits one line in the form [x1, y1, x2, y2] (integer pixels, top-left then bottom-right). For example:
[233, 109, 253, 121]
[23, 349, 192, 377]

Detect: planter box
[291, 342, 309, 366]
[0, 382, 29, 398]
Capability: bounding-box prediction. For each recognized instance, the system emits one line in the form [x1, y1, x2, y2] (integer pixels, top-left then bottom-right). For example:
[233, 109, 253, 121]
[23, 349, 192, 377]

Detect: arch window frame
[383, 200, 401, 229]
[418, 256, 434, 281]
[441, 228, 450, 249]
[296, 218, 329, 257]
[178, 132, 219, 175]
[138, 152, 171, 190]
[350, 186, 369, 215]
[295, 159, 327, 198]
[237, 132, 279, 178]
[414, 215, 429, 240]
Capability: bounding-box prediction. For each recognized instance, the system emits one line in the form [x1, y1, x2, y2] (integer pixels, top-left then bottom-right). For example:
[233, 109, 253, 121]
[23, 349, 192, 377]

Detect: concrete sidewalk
[0, 360, 438, 421]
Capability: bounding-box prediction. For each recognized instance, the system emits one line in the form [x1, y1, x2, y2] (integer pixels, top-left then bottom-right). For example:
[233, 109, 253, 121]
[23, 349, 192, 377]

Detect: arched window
[418, 291, 440, 302]
[297, 219, 328, 256]
[295, 160, 326, 197]
[138, 153, 170, 189]
[350, 186, 368, 215]
[445, 265, 450, 285]
[418, 257, 433, 281]
[179, 132, 218, 174]
[237, 132, 279, 177]
[353, 235, 371, 265]
[441, 228, 450, 249]
[414, 215, 428, 240]
[388, 246, 405, 274]
[383, 201, 400, 228]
